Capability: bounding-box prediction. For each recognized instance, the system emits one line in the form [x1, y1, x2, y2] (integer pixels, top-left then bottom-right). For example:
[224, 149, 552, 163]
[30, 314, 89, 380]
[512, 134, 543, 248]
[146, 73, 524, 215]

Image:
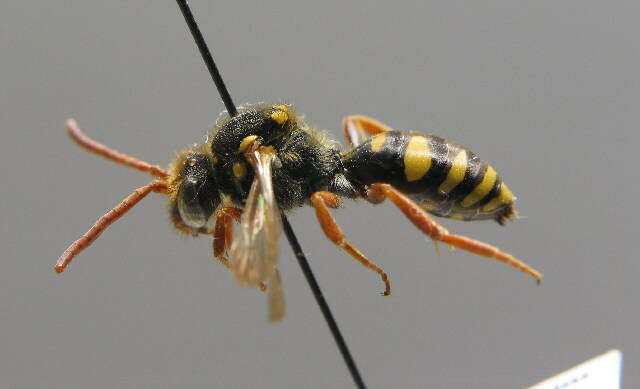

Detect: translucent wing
[228, 148, 285, 322]
[267, 269, 285, 323]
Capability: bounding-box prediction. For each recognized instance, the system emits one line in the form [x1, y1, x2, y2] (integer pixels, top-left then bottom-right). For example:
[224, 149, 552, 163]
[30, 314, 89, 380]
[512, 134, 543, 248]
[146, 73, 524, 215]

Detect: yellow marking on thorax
[404, 136, 432, 182]
[370, 133, 386, 152]
[461, 165, 497, 207]
[482, 182, 515, 212]
[438, 149, 467, 195]
[238, 135, 258, 153]
[232, 162, 247, 179]
[270, 109, 288, 125]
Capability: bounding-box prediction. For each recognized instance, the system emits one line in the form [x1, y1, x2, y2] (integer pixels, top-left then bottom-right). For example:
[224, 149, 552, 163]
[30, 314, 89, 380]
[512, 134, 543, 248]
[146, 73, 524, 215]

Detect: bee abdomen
[343, 131, 516, 224]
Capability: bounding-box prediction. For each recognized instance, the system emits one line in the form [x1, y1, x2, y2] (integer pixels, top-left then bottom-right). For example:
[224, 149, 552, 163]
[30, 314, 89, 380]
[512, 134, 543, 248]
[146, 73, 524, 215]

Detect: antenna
[174, 2, 367, 388]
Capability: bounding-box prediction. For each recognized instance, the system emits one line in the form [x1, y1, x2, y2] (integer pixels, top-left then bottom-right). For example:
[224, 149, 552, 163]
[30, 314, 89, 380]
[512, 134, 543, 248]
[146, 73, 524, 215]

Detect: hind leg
[311, 191, 391, 296]
[367, 183, 542, 283]
[342, 115, 393, 149]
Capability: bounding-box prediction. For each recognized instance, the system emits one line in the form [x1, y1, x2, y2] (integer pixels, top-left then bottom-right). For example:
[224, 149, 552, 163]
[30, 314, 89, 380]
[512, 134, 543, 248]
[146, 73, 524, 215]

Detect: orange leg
[212, 207, 267, 291]
[212, 207, 242, 265]
[311, 191, 391, 296]
[66, 119, 168, 179]
[55, 180, 168, 273]
[367, 183, 543, 284]
[342, 115, 393, 149]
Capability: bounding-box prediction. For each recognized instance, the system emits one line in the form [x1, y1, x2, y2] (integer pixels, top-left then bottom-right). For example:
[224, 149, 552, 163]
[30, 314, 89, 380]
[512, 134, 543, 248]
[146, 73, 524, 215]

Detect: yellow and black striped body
[342, 131, 516, 225]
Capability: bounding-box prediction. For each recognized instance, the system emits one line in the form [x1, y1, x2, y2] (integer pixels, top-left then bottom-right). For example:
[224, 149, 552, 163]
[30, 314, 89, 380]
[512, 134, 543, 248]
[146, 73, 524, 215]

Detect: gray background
[1, 1, 638, 388]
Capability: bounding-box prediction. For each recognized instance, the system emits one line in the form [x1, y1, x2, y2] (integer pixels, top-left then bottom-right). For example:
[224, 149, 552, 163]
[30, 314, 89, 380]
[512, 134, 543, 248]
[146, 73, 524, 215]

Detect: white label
[528, 350, 622, 389]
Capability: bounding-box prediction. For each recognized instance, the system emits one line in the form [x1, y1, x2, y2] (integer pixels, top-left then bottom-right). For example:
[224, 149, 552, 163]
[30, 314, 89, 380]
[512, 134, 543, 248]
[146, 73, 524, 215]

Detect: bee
[56, 103, 542, 322]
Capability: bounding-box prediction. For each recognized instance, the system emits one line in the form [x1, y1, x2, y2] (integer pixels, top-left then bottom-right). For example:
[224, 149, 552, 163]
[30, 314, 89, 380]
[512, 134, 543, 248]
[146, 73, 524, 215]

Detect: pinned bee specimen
[56, 103, 542, 322]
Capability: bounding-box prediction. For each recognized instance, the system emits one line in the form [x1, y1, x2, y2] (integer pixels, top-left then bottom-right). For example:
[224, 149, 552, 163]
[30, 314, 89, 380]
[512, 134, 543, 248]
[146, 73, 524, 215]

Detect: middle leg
[311, 191, 391, 296]
[342, 115, 393, 149]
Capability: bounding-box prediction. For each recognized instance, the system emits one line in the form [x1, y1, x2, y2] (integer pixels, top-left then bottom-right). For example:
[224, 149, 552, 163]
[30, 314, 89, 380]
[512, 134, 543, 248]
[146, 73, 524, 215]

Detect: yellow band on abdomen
[482, 182, 515, 212]
[403, 136, 432, 182]
[461, 165, 496, 207]
[438, 149, 467, 195]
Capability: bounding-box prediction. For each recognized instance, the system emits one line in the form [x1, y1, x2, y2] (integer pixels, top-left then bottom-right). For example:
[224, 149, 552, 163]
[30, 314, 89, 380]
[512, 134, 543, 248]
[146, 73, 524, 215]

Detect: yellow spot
[421, 202, 438, 212]
[270, 109, 288, 125]
[450, 214, 466, 221]
[370, 133, 386, 152]
[232, 162, 247, 179]
[238, 135, 258, 153]
[461, 165, 497, 207]
[403, 136, 431, 182]
[482, 183, 515, 212]
[438, 149, 467, 195]
[188, 160, 197, 167]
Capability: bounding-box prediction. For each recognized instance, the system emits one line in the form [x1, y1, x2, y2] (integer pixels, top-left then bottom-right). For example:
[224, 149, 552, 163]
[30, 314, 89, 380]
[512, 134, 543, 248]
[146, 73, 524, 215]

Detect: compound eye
[177, 179, 211, 229]
[177, 154, 218, 229]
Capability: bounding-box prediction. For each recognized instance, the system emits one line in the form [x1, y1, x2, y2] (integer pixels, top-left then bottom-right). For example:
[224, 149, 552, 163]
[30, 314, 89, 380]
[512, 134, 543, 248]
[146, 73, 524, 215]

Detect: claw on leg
[440, 234, 542, 284]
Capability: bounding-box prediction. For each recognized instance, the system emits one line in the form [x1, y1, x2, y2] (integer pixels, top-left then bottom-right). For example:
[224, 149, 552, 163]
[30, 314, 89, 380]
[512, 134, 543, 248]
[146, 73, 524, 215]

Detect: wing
[228, 147, 286, 322]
